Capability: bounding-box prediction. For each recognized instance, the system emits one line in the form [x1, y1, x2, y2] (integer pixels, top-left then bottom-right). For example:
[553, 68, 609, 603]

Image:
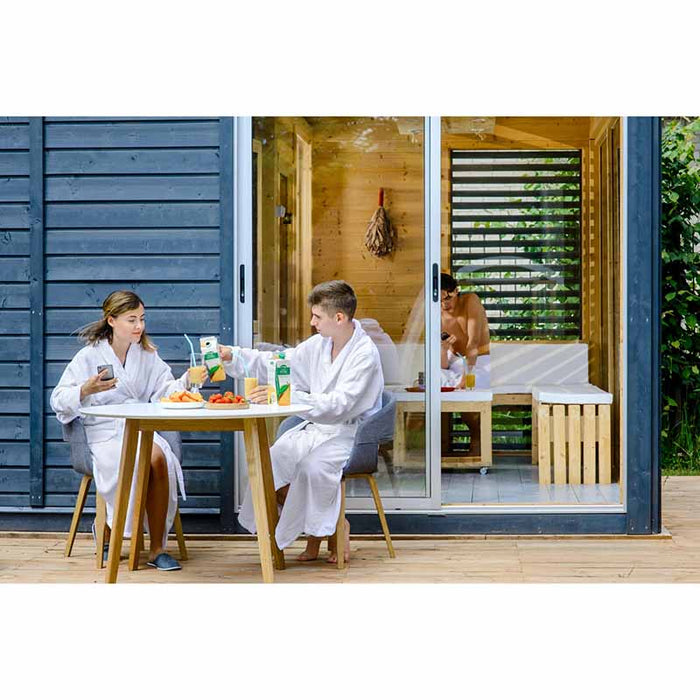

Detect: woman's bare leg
[146, 444, 170, 560]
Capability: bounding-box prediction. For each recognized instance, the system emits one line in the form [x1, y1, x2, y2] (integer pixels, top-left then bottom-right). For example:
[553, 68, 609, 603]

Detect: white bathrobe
[50, 339, 187, 544]
[226, 320, 384, 550]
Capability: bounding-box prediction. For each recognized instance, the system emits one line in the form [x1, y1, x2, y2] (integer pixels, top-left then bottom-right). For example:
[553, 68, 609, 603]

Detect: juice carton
[200, 336, 227, 382]
[267, 352, 291, 406]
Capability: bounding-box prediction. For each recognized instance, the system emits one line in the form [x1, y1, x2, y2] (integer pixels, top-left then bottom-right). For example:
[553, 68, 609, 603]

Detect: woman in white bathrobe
[50, 291, 204, 571]
[222, 281, 384, 563]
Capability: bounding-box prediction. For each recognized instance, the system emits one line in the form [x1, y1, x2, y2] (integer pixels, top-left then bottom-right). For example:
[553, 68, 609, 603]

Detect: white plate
[159, 401, 205, 409]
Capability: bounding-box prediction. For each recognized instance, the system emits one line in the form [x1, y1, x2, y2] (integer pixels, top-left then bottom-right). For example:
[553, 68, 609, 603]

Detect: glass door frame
[232, 116, 443, 513]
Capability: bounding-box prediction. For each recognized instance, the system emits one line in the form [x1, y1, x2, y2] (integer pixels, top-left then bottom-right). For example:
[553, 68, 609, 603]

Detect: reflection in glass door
[237, 117, 437, 510]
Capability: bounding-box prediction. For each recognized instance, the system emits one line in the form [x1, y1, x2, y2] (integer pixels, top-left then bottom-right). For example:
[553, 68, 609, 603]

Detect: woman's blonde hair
[77, 290, 156, 351]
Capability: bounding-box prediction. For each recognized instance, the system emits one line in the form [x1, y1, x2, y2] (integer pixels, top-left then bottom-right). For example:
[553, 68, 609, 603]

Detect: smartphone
[97, 364, 114, 380]
[440, 332, 450, 341]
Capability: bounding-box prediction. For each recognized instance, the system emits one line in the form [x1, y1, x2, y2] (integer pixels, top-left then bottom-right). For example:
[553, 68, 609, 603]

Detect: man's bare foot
[297, 535, 322, 561]
[327, 519, 350, 564]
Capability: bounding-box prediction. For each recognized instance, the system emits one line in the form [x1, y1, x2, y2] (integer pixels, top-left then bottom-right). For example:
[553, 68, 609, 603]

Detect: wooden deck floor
[1, 476, 698, 583]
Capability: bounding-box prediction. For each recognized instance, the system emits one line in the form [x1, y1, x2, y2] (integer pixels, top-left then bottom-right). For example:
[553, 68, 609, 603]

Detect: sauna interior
[250, 117, 623, 508]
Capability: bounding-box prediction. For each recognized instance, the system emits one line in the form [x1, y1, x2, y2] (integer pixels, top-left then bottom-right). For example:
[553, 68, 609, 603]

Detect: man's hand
[441, 334, 457, 353]
[248, 384, 270, 405]
[80, 370, 118, 401]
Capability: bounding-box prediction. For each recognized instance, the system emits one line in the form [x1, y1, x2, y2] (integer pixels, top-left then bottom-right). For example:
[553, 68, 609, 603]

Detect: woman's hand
[80, 370, 118, 401]
[220, 345, 233, 362]
[248, 384, 270, 405]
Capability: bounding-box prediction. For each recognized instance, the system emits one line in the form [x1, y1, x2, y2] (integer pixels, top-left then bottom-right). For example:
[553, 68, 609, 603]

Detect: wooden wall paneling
[311, 117, 425, 342]
[441, 134, 451, 274]
[256, 118, 280, 343]
[295, 133, 313, 339]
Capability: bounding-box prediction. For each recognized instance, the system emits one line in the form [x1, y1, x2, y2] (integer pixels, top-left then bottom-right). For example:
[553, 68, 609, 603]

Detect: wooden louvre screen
[450, 149, 582, 340]
[448, 149, 582, 455]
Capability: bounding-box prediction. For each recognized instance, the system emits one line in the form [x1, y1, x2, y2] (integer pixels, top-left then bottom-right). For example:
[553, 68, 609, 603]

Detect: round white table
[80, 402, 309, 583]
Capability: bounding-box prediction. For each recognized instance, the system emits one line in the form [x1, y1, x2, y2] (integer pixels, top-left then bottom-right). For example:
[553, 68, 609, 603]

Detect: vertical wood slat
[598, 404, 611, 484]
[218, 117, 236, 532]
[552, 405, 566, 484]
[583, 404, 596, 484]
[537, 403, 551, 484]
[568, 405, 581, 484]
[531, 398, 539, 463]
[29, 117, 45, 507]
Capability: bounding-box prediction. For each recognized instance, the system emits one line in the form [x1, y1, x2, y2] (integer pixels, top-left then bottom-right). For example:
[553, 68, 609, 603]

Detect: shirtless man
[440, 273, 491, 457]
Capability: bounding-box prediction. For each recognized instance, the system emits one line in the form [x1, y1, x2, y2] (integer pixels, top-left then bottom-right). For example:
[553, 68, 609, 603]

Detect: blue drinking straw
[234, 346, 251, 377]
[184, 334, 196, 366]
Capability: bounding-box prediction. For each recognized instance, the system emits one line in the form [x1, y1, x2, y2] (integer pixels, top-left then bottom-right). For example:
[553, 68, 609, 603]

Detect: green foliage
[661, 118, 700, 471]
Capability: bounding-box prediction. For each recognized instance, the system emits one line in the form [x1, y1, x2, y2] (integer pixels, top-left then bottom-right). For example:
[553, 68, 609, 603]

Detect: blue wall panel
[0, 116, 232, 523]
[0, 119, 31, 508]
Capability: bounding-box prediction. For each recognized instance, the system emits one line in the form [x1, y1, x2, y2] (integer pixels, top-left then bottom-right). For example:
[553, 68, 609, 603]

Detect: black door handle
[432, 263, 439, 302]
[239, 264, 245, 303]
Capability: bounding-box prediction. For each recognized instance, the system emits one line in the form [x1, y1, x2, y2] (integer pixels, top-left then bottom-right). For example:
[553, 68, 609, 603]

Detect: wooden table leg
[394, 404, 406, 466]
[105, 419, 139, 584]
[256, 417, 285, 570]
[243, 420, 275, 583]
[128, 429, 154, 571]
[480, 404, 492, 467]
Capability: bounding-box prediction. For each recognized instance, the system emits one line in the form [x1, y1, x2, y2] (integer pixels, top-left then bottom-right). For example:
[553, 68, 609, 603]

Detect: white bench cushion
[492, 383, 535, 395]
[533, 383, 613, 405]
[491, 343, 589, 387]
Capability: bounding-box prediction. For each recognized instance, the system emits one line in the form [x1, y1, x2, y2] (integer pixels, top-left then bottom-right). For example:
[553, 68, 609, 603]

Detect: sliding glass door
[234, 116, 442, 512]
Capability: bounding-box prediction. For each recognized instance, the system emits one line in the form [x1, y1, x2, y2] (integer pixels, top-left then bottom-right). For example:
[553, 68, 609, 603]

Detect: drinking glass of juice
[465, 370, 476, 390]
[188, 353, 206, 391]
[244, 377, 258, 399]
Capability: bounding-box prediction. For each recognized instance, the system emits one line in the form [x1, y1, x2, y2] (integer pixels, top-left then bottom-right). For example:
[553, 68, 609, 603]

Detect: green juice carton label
[200, 336, 226, 382]
[267, 353, 291, 406]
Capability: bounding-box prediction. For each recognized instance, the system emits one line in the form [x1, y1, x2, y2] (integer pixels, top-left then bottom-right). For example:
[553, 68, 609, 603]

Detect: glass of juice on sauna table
[465, 370, 476, 390]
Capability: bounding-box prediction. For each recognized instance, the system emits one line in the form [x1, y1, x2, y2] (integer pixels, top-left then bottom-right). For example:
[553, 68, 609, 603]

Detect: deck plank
[0, 477, 697, 583]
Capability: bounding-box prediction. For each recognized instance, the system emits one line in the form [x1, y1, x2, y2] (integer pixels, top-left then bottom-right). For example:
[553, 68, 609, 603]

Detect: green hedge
[661, 118, 700, 472]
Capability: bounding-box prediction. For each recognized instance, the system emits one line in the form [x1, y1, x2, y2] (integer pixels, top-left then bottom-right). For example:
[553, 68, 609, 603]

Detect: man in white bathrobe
[221, 280, 384, 563]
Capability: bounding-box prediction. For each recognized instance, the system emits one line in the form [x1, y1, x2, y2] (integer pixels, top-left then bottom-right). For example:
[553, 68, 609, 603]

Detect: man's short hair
[441, 273, 458, 293]
[307, 280, 357, 320]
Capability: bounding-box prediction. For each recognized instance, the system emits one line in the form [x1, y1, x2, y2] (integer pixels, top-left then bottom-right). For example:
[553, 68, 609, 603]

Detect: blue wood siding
[0, 117, 231, 516]
[0, 119, 31, 506]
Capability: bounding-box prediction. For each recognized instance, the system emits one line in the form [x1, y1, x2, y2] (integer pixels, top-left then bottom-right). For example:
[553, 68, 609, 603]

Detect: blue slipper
[147, 552, 182, 571]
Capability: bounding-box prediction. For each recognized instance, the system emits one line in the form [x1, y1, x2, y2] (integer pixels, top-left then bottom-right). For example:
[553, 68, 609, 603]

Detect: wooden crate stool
[532, 385, 613, 485]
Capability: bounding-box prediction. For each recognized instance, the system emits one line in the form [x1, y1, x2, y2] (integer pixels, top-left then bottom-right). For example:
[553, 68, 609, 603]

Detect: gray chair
[276, 391, 397, 569]
[62, 417, 187, 567]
